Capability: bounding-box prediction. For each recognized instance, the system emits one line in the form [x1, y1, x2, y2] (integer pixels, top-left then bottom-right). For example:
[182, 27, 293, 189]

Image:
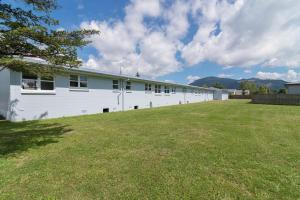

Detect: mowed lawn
[0, 100, 299, 199]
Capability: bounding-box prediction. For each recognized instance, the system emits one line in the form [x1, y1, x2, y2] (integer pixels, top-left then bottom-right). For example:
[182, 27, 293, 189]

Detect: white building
[213, 89, 229, 100]
[0, 67, 221, 122]
[285, 83, 300, 94]
[227, 89, 250, 95]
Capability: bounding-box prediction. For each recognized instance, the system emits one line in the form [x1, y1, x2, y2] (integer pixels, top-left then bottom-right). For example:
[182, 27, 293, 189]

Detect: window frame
[164, 85, 170, 94]
[171, 87, 176, 94]
[145, 83, 152, 92]
[112, 80, 119, 90]
[155, 84, 161, 94]
[69, 75, 88, 89]
[21, 72, 55, 94]
[125, 81, 132, 91]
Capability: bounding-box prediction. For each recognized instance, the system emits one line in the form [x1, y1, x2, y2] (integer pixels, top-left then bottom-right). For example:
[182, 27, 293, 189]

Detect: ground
[0, 100, 299, 199]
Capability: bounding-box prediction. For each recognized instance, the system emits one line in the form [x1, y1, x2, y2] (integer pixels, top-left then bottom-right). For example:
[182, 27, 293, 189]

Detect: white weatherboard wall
[213, 90, 229, 100]
[0, 69, 10, 118]
[286, 85, 300, 94]
[3, 69, 216, 121]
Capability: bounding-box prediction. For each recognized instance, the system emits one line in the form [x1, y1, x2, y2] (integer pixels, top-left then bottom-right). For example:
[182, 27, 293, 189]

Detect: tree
[0, 0, 99, 74]
[212, 82, 224, 89]
[277, 88, 287, 94]
[239, 81, 257, 95]
[257, 85, 270, 94]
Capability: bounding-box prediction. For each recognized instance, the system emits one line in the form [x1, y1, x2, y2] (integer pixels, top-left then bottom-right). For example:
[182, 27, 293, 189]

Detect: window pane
[41, 81, 54, 90]
[113, 80, 119, 89]
[70, 81, 78, 87]
[113, 80, 118, 84]
[126, 81, 131, 90]
[70, 75, 78, 81]
[80, 82, 87, 88]
[22, 79, 38, 90]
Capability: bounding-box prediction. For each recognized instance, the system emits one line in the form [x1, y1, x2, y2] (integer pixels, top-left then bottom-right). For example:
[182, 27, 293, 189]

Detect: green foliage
[212, 82, 224, 89]
[0, 101, 299, 199]
[257, 85, 270, 94]
[278, 88, 287, 94]
[240, 81, 257, 94]
[0, 0, 99, 72]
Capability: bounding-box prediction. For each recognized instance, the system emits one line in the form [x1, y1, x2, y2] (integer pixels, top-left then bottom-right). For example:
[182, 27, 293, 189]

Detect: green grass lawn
[0, 100, 299, 199]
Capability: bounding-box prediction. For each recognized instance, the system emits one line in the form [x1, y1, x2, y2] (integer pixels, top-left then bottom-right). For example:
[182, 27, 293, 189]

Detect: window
[145, 83, 152, 91]
[22, 73, 38, 90]
[22, 73, 54, 91]
[70, 75, 88, 88]
[113, 80, 119, 90]
[41, 76, 54, 90]
[126, 81, 131, 91]
[155, 84, 161, 93]
[80, 76, 88, 88]
[171, 87, 176, 93]
[164, 86, 170, 94]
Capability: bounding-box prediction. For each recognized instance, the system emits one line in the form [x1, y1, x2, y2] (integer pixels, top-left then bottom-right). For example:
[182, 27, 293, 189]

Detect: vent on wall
[103, 108, 109, 113]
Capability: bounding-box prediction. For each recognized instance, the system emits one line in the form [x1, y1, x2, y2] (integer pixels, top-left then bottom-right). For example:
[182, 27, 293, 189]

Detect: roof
[285, 83, 300, 86]
[64, 67, 216, 91]
[9, 57, 216, 91]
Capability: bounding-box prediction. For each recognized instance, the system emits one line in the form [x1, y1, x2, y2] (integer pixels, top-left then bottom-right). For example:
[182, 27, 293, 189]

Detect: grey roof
[12, 57, 216, 91]
[65, 67, 216, 91]
[285, 82, 300, 85]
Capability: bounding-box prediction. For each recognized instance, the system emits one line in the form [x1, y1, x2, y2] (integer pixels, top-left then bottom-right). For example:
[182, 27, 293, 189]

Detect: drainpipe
[121, 79, 125, 111]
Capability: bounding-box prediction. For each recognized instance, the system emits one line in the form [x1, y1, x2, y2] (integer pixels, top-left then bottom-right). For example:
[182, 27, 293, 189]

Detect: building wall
[213, 90, 229, 100]
[287, 85, 300, 94]
[8, 71, 215, 121]
[0, 69, 10, 118]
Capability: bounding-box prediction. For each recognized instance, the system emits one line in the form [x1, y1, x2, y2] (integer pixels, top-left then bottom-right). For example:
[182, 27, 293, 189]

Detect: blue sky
[17, 0, 300, 83]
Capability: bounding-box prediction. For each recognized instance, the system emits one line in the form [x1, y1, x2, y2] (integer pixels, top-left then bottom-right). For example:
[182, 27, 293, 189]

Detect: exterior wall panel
[7, 70, 218, 121]
[0, 69, 10, 118]
[287, 85, 300, 94]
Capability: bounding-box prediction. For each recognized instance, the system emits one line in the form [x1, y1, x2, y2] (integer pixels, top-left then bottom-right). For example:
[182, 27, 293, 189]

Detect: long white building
[0, 67, 226, 122]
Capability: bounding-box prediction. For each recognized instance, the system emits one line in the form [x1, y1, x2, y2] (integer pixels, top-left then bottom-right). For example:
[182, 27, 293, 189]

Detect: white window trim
[125, 81, 132, 92]
[69, 75, 88, 90]
[112, 80, 120, 91]
[155, 84, 162, 94]
[145, 83, 152, 93]
[164, 86, 170, 94]
[21, 72, 56, 95]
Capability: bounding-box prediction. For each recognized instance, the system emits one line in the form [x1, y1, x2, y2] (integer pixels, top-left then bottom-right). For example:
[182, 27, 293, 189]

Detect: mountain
[190, 76, 287, 90]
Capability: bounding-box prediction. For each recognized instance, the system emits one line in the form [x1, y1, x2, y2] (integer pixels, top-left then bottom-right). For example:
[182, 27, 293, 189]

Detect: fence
[252, 94, 300, 105]
[229, 95, 251, 99]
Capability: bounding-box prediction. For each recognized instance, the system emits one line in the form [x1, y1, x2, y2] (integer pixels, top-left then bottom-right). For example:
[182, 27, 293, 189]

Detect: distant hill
[190, 77, 287, 90]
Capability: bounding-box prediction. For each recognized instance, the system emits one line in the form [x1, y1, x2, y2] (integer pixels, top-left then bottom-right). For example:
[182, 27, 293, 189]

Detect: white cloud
[81, 0, 300, 78]
[164, 80, 175, 83]
[182, 0, 300, 68]
[217, 73, 233, 78]
[256, 70, 300, 82]
[186, 75, 200, 84]
[244, 69, 251, 74]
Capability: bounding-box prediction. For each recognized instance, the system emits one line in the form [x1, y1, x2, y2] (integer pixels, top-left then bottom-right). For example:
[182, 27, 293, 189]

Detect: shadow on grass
[0, 120, 72, 157]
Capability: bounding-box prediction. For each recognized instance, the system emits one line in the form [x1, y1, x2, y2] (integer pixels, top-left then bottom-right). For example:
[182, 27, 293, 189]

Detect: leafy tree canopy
[0, 0, 99, 73]
[239, 81, 257, 94]
[257, 85, 270, 94]
[212, 82, 224, 89]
